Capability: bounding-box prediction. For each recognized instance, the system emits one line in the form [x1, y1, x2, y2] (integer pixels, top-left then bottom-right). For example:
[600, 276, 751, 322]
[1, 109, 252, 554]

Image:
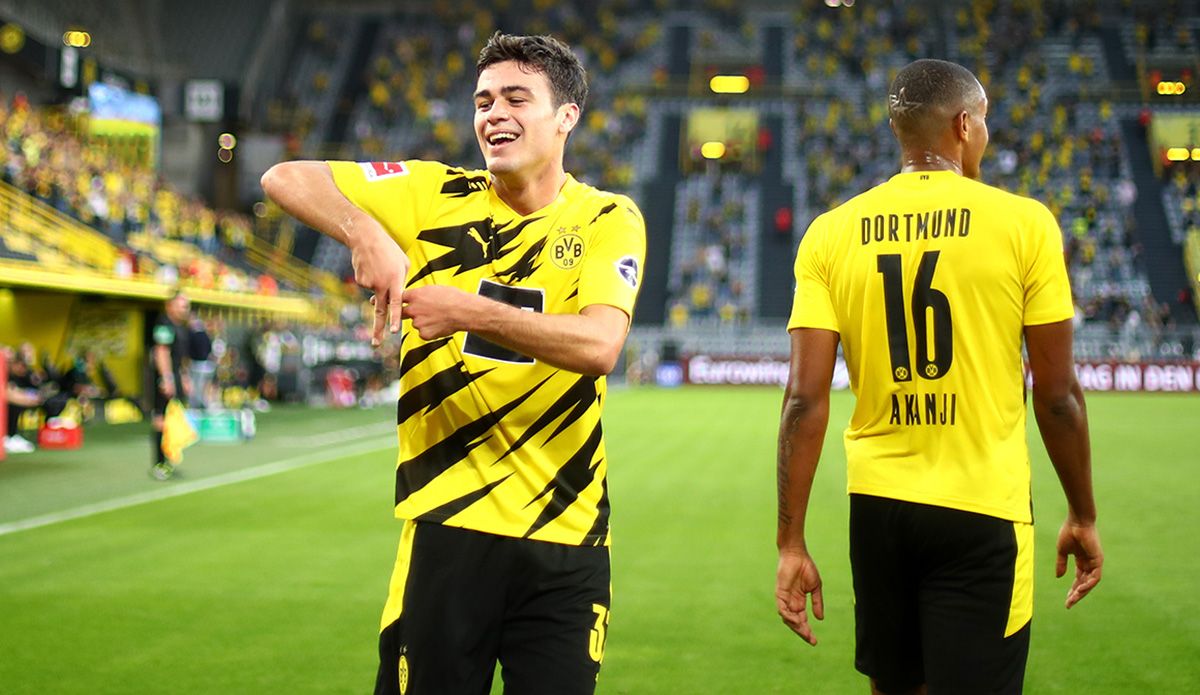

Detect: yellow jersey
[789, 170, 1073, 522]
[330, 160, 645, 545]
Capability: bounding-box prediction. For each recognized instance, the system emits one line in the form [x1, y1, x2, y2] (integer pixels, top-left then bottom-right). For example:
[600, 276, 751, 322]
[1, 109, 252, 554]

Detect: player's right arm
[260, 161, 409, 346]
[776, 327, 837, 646]
[1025, 318, 1103, 609]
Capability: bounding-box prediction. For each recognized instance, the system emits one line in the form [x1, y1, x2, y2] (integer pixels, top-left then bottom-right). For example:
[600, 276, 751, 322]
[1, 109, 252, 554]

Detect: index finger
[388, 283, 405, 334]
[1065, 568, 1101, 609]
[777, 604, 817, 646]
[371, 293, 387, 347]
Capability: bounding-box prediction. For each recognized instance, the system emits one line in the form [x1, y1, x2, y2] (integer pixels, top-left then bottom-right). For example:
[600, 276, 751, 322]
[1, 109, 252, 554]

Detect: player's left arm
[402, 198, 644, 377]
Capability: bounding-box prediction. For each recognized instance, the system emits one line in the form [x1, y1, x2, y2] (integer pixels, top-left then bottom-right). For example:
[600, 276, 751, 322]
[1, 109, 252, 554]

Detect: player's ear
[955, 110, 971, 143]
[557, 103, 580, 135]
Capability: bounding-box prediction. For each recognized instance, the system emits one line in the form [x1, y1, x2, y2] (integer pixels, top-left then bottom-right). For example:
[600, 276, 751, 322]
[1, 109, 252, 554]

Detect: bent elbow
[260, 163, 290, 200]
[1032, 377, 1083, 417]
[585, 350, 620, 377]
[581, 340, 623, 377]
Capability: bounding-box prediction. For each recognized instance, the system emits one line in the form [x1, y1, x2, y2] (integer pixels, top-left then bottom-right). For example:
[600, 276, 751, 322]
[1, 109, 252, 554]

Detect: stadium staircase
[756, 114, 794, 321]
[636, 112, 681, 326]
[1099, 25, 1137, 83]
[1120, 119, 1198, 325]
[325, 17, 381, 146]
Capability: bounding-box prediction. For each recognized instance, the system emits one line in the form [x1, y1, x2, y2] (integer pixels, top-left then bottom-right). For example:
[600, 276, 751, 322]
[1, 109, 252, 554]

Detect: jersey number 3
[463, 279, 545, 364]
[876, 251, 953, 382]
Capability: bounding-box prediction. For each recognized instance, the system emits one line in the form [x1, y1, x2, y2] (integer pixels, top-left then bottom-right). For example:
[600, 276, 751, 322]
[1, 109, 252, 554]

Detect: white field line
[0, 434, 396, 538]
[267, 421, 396, 448]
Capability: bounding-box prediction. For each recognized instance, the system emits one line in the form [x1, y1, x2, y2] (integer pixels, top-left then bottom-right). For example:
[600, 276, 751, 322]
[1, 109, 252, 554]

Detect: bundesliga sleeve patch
[615, 256, 639, 289]
[359, 161, 409, 181]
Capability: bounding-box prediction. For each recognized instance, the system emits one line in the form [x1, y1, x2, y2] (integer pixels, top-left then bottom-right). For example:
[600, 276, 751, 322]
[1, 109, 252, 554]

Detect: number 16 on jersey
[876, 251, 954, 383]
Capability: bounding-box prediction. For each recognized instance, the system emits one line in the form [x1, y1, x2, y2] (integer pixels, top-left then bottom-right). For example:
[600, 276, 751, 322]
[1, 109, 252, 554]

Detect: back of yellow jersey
[789, 171, 1073, 522]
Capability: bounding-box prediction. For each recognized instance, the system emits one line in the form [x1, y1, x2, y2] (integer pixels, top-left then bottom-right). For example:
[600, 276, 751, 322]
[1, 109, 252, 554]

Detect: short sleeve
[327, 160, 446, 250]
[577, 196, 646, 319]
[1022, 203, 1075, 326]
[153, 321, 175, 346]
[788, 216, 839, 332]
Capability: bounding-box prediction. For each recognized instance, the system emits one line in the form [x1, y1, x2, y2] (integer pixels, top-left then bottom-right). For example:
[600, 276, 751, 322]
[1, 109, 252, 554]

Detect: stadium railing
[0, 180, 119, 272]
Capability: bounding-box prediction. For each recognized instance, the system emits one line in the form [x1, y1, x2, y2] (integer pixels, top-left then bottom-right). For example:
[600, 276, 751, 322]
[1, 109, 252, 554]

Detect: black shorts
[375, 521, 611, 695]
[850, 494, 1034, 695]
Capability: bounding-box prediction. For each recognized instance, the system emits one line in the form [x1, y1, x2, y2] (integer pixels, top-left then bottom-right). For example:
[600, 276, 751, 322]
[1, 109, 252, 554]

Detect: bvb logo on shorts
[551, 233, 585, 269]
[397, 654, 409, 694]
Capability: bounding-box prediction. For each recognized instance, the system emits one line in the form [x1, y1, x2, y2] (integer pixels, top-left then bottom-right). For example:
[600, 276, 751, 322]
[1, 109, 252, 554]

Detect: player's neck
[491, 163, 568, 216]
[899, 149, 963, 176]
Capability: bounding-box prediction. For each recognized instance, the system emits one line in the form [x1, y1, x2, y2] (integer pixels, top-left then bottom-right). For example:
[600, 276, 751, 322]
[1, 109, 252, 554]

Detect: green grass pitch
[0, 389, 1197, 693]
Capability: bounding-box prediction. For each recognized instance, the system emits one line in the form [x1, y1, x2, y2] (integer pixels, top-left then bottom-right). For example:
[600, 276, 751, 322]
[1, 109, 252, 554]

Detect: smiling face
[474, 60, 577, 180]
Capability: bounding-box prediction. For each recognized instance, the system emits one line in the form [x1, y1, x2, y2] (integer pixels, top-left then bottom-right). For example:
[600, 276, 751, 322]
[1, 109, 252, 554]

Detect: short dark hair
[888, 59, 984, 141]
[476, 32, 588, 112]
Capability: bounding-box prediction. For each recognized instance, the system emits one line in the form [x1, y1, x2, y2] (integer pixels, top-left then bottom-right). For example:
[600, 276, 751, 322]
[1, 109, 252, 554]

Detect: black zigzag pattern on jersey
[565, 279, 580, 301]
[522, 420, 604, 539]
[408, 217, 543, 285]
[399, 336, 451, 376]
[583, 477, 610, 545]
[439, 169, 489, 197]
[417, 473, 514, 520]
[589, 202, 618, 225]
[396, 375, 553, 504]
[493, 375, 597, 464]
[397, 361, 493, 425]
[494, 236, 547, 283]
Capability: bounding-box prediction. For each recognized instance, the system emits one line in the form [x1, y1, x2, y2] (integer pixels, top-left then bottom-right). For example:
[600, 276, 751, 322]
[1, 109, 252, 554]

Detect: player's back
[791, 170, 1073, 522]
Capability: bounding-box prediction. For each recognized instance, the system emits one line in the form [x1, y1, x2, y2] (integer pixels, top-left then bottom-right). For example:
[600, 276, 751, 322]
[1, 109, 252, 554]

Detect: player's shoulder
[331, 159, 465, 186]
[569, 178, 645, 230]
[431, 163, 492, 198]
[957, 176, 1055, 220]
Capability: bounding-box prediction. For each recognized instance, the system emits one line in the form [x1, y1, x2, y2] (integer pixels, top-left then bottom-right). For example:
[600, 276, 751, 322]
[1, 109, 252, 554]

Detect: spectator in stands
[187, 317, 215, 410]
[4, 346, 41, 454]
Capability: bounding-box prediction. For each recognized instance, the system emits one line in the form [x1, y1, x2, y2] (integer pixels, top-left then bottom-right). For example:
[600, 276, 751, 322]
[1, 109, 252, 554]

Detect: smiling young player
[262, 32, 645, 695]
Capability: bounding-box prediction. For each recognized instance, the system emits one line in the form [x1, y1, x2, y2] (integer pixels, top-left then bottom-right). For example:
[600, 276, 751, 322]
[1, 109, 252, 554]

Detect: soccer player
[150, 290, 192, 480]
[261, 32, 645, 695]
[775, 59, 1103, 694]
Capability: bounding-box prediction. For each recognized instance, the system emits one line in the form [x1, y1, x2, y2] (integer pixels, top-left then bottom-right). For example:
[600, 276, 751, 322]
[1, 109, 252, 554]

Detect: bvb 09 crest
[551, 233, 585, 269]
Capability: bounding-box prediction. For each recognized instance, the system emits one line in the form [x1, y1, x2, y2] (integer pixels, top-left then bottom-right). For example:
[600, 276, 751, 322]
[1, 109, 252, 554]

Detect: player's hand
[776, 548, 824, 646]
[401, 285, 475, 340]
[352, 231, 409, 347]
[1056, 519, 1103, 609]
[159, 377, 176, 399]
